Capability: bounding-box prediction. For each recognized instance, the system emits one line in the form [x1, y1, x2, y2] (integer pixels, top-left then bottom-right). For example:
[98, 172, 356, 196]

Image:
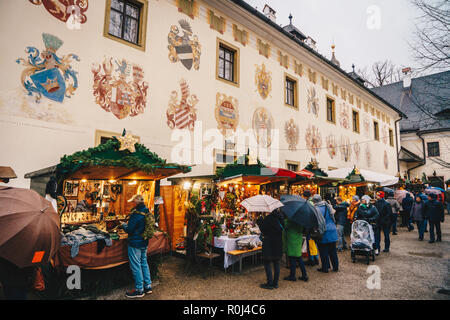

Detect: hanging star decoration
[116, 130, 138, 153]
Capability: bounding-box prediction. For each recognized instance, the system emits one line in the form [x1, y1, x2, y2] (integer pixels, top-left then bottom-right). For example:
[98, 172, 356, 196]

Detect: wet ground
[97, 218, 450, 300]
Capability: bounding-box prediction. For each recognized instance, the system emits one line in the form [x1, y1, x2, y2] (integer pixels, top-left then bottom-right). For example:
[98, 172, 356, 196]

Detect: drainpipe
[394, 117, 401, 174]
[407, 131, 426, 180]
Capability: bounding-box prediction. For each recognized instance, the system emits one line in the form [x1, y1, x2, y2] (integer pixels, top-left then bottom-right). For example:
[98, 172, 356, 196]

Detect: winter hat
[361, 195, 371, 204]
[303, 190, 312, 198]
[312, 194, 322, 204]
[128, 194, 144, 203]
[376, 191, 385, 199]
[352, 195, 360, 201]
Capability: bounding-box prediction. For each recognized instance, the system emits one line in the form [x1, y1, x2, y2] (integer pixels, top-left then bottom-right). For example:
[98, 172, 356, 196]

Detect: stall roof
[55, 137, 191, 181]
[326, 167, 398, 186]
[216, 174, 295, 186]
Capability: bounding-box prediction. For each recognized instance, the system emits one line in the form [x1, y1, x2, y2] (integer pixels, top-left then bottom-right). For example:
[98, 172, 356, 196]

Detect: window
[326, 97, 336, 123]
[104, 0, 148, 51]
[373, 121, 379, 141]
[213, 149, 237, 172]
[352, 110, 360, 133]
[427, 142, 440, 157]
[284, 75, 297, 108]
[95, 130, 140, 147]
[286, 161, 300, 172]
[216, 39, 239, 86]
[389, 129, 394, 147]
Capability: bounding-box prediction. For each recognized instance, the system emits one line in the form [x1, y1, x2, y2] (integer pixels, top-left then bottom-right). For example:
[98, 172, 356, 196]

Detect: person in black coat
[374, 192, 393, 254]
[333, 197, 349, 251]
[256, 210, 284, 290]
[423, 194, 445, 243]
[402, 193, 414, 231]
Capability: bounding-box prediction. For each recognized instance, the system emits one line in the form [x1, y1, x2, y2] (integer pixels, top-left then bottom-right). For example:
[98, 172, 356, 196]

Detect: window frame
[373, 121, 380, 141]
[326, 95, 336, 124]
[352, 109, 360, 133]
[427, 142, 440, 157]
[286, 161, 300, 172]
[389, 129, 394, 147]
[213, 149, 238, 173]
[284, 73, 298, 110]
[104, 0, 148, 51]
[216, 38, 240, 87]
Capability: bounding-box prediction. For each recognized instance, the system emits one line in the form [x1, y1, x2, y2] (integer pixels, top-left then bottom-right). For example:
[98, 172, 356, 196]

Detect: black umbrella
[280, 195, 318, 229]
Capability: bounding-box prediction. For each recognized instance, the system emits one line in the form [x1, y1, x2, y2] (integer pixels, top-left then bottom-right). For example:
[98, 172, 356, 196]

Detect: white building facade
[0, 0, 403, 188]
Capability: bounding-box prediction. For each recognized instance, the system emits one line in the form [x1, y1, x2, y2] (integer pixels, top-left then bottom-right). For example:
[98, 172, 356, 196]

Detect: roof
[55, 138, 191, 181]
[228, 0, 406, 119]
[371, 70, 450, 132]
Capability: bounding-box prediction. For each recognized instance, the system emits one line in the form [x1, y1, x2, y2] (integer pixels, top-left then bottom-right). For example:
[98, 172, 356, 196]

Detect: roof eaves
[228, 0, 407, 119]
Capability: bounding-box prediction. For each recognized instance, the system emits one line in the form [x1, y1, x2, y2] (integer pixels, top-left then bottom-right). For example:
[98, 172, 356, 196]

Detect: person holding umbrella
[282, 218, 308, 282]
[241, 195, 284, 290]
[312, 195, 339, 273]
[0, 186, 60, 299]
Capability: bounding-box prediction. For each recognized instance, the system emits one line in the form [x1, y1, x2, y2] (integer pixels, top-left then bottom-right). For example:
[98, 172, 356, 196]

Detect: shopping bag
[309, 239, 318, 256]
[302, 237, 307, 254]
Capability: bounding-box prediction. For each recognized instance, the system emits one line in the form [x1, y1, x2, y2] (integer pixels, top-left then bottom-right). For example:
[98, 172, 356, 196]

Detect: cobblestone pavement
[98, 218, 450, 300]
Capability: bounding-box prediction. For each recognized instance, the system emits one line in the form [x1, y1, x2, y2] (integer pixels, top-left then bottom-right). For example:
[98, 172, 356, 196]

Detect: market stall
[192, 157, 299, 270]
[50, 132, 191, 269]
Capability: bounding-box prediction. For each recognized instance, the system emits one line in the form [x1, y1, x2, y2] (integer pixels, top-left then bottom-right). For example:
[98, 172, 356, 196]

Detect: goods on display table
[50, 132, 191, 269]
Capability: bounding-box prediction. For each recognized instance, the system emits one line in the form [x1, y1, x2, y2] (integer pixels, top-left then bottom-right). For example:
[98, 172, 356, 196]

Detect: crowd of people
[256, 188, 447, 290]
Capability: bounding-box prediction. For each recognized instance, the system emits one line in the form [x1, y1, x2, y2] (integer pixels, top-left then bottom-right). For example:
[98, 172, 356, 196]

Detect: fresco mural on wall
[339, 102, 350, 129]
[384, 150, 389, 170]
[92, 57, 148, 119]
[365, 144, 372, 167]
[382, 123, 389, 144]
[326, 134, 337, 159]
[284, 118, 299, 151]
[363, 115, 370, 137]
[255, 63, 272, 99]
[340, 136, 351, 162]
[307, 87, 319, 117]
[253, 107, 274, 148]
[29, 0, 89, 25]
[16, 33, 79, 103]
[215, 93, 239, 136]
[305, 125, 322, 156]
[167, 79, 198, 131]
[168, 19, 201, 70]
[353, 141, 361, 162]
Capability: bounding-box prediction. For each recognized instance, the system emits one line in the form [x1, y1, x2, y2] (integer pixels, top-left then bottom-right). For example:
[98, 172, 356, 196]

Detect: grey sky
[244, 0, 419, 74]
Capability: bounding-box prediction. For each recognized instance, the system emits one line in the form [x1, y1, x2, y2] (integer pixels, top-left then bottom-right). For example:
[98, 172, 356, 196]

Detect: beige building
[0, 0, 404, 188]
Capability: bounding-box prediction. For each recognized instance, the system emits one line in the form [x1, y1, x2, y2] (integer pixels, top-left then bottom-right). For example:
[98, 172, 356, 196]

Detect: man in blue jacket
[122, 195, 152, 298]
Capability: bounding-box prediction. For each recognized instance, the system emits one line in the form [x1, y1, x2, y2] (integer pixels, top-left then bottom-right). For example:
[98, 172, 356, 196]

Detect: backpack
[310, 204, 327, 242]
[141, 211, 158, 240]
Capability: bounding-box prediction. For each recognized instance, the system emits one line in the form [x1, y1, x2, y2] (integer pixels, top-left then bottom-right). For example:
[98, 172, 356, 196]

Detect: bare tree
[409, 0, 450, 73]
[356, 60, 403, 88]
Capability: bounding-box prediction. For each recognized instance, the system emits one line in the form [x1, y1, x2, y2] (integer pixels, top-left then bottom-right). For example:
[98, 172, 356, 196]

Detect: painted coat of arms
[384, 150, 389, 170]
[168, 19, 201, 70]
[340, 136, 351, 162]
[307, 87, 319, 117]
[305, 125, 322, 156]
[215, 93, 239, 136]
[255, 63, 272, 99]
[29, 0, 88, 24]
[326, 134, 337, 159]
[167, 79, 198, 131]
[92, 57, 148, 119]
[365, 144, 372, 167]
[340, 103, 350, 129]
[253, 107, 275, 148]
[354, 142, 361, 161]
[284, 119, 299, 151]
[16, 33, 79, 103]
